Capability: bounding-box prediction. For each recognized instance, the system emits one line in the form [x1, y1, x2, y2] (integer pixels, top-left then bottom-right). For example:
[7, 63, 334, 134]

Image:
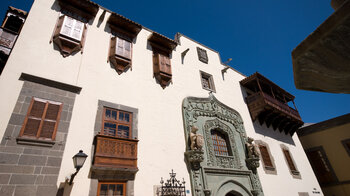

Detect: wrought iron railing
[94, 134, 138, 168]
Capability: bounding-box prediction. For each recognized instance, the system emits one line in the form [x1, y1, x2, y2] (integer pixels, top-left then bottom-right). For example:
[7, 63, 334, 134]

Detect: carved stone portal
[182, 95, 264, 196]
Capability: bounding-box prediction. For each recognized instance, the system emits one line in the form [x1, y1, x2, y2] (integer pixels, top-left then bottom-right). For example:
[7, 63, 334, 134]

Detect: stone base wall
[0, 81, 76, 196]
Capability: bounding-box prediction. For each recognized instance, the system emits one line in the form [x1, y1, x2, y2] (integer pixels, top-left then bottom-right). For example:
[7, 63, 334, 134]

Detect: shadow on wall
[253, 121, 295, 146]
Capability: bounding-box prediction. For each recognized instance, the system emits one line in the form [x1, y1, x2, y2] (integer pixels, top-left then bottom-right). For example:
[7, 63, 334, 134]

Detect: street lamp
[69, 150, 88, 185]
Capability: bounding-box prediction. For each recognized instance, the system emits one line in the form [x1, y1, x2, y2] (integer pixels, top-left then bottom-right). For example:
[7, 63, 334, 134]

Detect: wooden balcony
[93, 134, 138, 169]
[241, 73, 303, 135]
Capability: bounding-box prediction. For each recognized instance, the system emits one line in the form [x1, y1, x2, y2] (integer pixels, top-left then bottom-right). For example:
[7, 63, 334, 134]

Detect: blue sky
[1, 0, 349, 123]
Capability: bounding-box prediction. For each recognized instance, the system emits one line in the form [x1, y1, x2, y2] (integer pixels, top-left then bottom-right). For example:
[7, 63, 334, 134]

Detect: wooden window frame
[197, 47, 208, 64]
[200, 71, 216, 92]
[281, 145, 300, 177]
[19, 97, 63, 141]
[97, 181, 126, 196]
[108, 34, 133, 74]
[255, 140, 277, 174]
[211, 129, 231, 156]
[101, 107, 133, 139]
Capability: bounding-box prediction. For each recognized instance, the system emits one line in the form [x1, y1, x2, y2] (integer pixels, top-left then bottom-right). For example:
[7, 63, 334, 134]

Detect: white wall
[0, 0, 322, 195]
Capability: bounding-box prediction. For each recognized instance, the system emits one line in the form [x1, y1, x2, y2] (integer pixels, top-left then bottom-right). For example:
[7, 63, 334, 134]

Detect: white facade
[0, 0, 322, 195]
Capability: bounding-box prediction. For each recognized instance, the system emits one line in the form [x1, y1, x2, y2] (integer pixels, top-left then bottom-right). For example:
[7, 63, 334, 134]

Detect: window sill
[202, 87, 216, 93]
[16, 137, 55, 147]
[264, 166, 276, 171]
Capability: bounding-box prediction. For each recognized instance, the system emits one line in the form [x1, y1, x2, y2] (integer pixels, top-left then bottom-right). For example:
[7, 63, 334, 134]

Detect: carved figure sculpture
[190, 126, 204, 150]
[246, 137, 259, 158]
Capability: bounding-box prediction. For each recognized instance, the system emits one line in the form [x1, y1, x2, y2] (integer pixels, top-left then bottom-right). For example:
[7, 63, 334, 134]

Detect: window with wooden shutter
[342, 139, 350, 157]
[115, 37, 132, 60]
[153, 51, 172, 89]
[282, 149, 299, 174]
[52, 14, 86, 57]
[109, 36, 133, 74]
[20, 97, 62, 140]
[259, 145, 274, 168]
[306, 148, 337, 185]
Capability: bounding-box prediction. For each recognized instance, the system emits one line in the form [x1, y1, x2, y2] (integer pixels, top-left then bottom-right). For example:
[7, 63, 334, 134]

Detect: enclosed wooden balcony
[93, 134, 138, 169]
[240, 73, 303, 135]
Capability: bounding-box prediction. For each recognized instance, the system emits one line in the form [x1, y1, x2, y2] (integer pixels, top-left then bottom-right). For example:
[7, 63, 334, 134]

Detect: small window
[306, 147, 337, 185]
[197, 47, 208, 63]
[258, 145, 274, 169]
[211, 129, 231, 156]
[19, 97, 62, 140]
[153, 51, 172, 88]
[282, 148, 299, 175]
[102, 108, 132, 139]
[200, 71, 215, 92]
[97, 182, 126, 196]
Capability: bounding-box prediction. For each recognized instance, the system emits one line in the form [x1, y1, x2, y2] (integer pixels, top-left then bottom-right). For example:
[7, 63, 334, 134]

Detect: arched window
[211, 129, 231, 156]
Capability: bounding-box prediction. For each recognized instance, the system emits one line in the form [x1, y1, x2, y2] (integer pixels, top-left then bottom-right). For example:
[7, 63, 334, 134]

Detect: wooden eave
[8, 6, 27, 18]
[148, 32, 177, 53]
[57, 0, 99, 20]
[107, 13, 142, 38]
[240, 72, 295, 101]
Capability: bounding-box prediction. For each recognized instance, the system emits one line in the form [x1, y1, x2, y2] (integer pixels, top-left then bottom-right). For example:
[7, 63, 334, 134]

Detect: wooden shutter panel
[159, 54, 171, 75]
[23, 100, 46, 136]
[116, 37, 124, 56]
[72, 20, 83, 41]
[41, 103, 61, 139]
[124, 40, 131, 59]
[61, 16, 73, 37]
[53, 15, 65, 39]
[110, 37, 116, 58]
[259, 145, 273, 167]
[283, 149, 296, 171]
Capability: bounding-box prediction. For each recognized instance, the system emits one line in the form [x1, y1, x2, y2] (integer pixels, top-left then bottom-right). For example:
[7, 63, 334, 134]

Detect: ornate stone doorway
[182, 95, 263, 196]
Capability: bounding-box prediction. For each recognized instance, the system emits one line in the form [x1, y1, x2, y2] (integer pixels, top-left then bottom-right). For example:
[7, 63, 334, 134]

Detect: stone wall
[0, 80, 76, 196]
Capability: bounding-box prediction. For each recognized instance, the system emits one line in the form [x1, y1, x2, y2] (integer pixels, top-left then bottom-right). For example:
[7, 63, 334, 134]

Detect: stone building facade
[0, 0, 323, 195]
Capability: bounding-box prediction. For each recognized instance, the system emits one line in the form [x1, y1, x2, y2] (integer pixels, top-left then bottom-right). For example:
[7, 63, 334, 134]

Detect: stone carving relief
[182, 95, 264, 196]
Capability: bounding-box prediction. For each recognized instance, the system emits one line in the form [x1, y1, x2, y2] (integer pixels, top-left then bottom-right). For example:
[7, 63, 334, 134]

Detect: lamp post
[69, 150, 88, 185]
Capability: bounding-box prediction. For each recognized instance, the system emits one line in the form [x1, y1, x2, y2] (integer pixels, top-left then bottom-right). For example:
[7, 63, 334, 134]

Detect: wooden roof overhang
[8, 6, 27, 18]
[148, 32, 177, 53]
[107, 13, 142, 39]
[240, 72, 303, 136]
[292, 0, 350, 93]
[57, 0, 99, 20]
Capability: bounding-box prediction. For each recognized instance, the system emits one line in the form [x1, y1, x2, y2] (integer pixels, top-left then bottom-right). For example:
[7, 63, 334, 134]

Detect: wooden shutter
[53, 15, 65, 39]
[259, 145, 273, 167]
[40, 103, 61, 139]
[109, 37, 116, 58]
[23, 99, 46, 136]
[116, 37, 124, 56]
[72, 19, 83, 41]
[61, 16, 74, 37]
[283, 149, 296, 171]
[20, 98, 62, 140]
[159, 54, 171, 75]
[124, 40, 131, 59]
